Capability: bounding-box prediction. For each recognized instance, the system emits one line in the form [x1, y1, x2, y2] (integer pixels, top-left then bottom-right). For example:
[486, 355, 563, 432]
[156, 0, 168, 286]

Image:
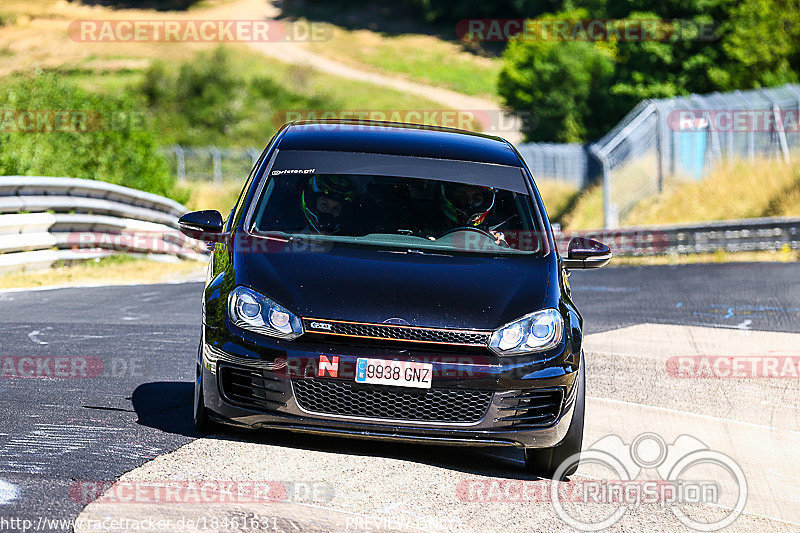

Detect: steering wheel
[438, 226, 499, 241]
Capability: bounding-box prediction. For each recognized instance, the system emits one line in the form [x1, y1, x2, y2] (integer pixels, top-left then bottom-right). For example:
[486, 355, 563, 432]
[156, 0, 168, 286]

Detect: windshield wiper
[406, 248, 453, 257]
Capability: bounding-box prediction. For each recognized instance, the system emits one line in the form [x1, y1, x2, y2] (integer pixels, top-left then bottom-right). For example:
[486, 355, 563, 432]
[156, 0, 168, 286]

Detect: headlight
[227, 286, 303, 340]
[489, 308, 563, 355]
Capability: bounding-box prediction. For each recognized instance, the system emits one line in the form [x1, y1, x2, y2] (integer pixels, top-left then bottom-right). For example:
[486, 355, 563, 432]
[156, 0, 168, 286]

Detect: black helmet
[440, 183, 496, 227]
[301, 175, 356, 234]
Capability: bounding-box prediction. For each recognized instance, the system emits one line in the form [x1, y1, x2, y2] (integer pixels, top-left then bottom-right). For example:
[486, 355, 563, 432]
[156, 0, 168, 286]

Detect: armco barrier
[1, 177, 796, 271]
[0, 177, 204, 272]
[556, 216, 800, 256]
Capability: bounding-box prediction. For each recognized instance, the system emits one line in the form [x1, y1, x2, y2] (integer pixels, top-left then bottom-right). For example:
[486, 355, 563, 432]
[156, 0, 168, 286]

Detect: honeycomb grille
[292, 379, 493, 423]
[302, 319, 491, 346]
[219, 364, 287, 411]
[496, 388, 564, 428]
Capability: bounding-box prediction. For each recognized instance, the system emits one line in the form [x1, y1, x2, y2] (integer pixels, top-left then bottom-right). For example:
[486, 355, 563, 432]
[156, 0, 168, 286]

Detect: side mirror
[178, 210, 224, 239]
[562, 237, 611, 269]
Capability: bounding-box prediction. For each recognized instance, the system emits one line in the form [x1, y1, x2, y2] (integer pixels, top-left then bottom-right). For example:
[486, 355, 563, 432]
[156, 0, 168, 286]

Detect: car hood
[242, 243, 552, 331]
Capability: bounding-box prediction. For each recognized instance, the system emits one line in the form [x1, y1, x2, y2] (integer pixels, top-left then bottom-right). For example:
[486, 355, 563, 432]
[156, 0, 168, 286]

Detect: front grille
[219, 364, 287, 411]
[496, 388, 564, 428]
[302, 318, 491, 346]
[292, 379, 493, 423]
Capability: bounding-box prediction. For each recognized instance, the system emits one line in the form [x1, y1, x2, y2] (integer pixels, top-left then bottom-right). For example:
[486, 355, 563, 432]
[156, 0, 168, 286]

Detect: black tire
[193, 365, 217, 434]
[523, 363, 585, 480]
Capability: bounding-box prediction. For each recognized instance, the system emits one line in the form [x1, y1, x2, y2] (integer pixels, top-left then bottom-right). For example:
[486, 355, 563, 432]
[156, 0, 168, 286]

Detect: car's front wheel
[523, 363, 585, 480]
[193, 364, 216, 434]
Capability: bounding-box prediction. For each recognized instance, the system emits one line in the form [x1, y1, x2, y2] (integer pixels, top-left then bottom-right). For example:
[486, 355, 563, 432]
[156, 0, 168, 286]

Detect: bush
[498, 36, 616, 142]
[0, 73, 187, 204]
[140, 47, 335, 147]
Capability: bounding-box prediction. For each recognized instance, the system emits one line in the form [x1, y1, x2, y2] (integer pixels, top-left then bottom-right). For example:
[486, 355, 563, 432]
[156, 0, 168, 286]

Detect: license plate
[355, 358, 432, 389]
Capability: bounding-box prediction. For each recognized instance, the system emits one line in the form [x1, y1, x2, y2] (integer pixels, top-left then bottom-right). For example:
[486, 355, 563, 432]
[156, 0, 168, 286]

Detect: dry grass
[0, 0, 229, 76]
[0, 254, 206, 289]
[625, 156, 800, 225]
[535, 180, 581, 223]
[611, 247, 799, 266]
[305, 26, 501, 98]
[560, 184, 604, 229]
[562, 155, 800, 230]
[0, 0, 458, 128]
[186, 181, 244, 214]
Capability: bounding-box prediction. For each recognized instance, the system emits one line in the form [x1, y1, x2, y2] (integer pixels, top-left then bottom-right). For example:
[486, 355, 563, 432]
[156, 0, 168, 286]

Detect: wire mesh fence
[592, 83, 800, 227]
[162, 146, 261, 183]
[164, 142, 594, 186]
[515, 143, 589, 188]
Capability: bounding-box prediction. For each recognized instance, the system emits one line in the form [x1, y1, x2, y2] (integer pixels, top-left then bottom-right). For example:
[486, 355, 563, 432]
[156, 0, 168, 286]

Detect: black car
[178, 120, 610, 479]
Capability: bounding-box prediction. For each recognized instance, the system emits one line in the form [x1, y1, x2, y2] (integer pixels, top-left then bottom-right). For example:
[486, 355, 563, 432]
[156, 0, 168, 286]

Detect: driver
[440, 182, 496, 228]
[301, 175, 356, 234]
[434, 182, 509, 247]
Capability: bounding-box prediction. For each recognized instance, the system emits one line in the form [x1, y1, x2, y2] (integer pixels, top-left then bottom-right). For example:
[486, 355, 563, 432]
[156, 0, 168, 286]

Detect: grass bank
[561, 156, 800, 230]
[0, 255, 206, 290]
[306, 26, 501, 98]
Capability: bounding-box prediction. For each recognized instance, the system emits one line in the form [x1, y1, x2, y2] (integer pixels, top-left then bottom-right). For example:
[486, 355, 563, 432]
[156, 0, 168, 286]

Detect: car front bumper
[198, 332, 582, 449]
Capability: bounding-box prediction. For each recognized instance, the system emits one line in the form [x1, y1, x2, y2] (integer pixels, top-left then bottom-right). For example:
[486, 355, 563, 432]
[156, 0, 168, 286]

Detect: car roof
[277, 120, 523, 167]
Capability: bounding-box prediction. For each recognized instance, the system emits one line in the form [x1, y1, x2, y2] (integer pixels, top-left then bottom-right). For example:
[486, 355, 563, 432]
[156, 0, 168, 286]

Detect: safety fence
[554, 216, 800, 256]
[161, 143, 594, 186]
[591, 83, 800, 227]
[0, 177, 204, 272]
[515, 143, 589, 188]
[164, 145, 261, 183]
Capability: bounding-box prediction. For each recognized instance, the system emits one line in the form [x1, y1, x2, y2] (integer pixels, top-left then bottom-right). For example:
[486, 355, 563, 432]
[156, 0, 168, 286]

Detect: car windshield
[250, 171, 545, 255]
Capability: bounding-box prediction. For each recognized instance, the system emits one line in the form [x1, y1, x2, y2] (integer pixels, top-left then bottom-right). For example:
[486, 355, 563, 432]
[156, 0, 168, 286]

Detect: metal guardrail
[555, 216, 800, 257]
[0, 177, 204, 272]
[0, 177, 795, 272]
[0, 177, 187, 218]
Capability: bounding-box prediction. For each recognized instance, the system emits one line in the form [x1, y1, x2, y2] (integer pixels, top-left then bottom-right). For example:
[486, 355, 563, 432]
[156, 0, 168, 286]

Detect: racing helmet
[440, 182, 496, 227]
[301, 174, 356, 234]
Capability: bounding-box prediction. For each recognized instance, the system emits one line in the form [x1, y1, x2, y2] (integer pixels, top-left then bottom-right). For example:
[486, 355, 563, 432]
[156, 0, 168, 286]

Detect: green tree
[498, 1, 800, 142]
[497, 12, 617, 142]
[711, 0, 800, 89]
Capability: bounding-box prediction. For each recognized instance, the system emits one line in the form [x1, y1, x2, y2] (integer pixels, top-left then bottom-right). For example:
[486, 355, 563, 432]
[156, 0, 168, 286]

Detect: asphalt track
[0, 262, 798, 532]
